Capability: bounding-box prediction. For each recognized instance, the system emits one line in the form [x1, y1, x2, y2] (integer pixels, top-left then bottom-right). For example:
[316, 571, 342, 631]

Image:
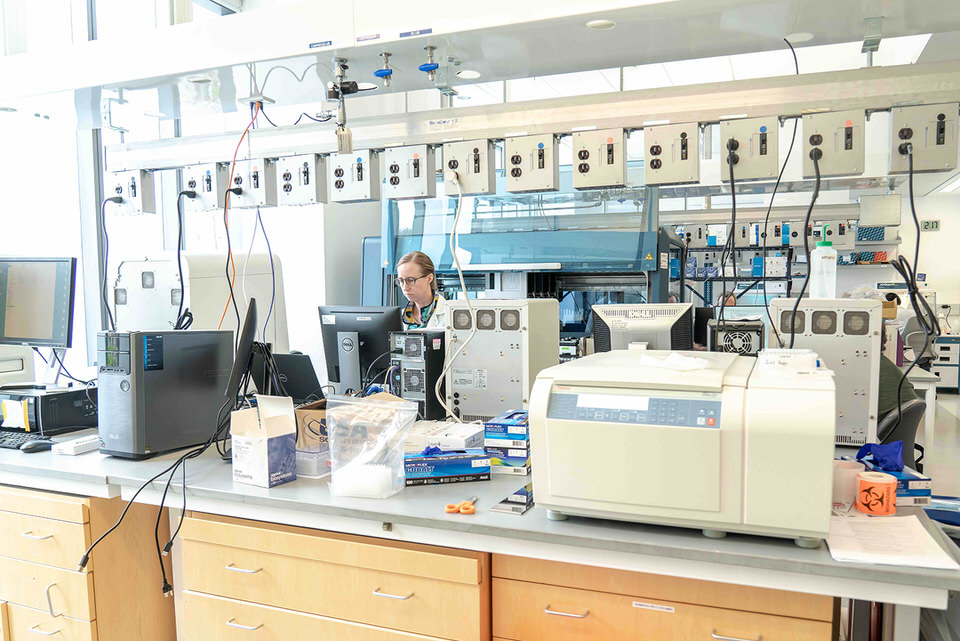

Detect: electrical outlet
[686, 224, 707, 248]
[382, 144, 436, 199]
[828, 222, 856, 249]
[107, 170, 156, 215]
[572, 128, 627, 190]
[442, 139, 496, 195]
[266, 154, 327, 206]
[788, 222, 812, 247]
[890, 103, 959, 174]
[217, 159, 269, 208]
[643, 123, 699, 186]
[720, 116, 779, 181]
[803, 110, 865, 178]
[328, 150, 382, 203]
[182, 163, 218, 211]
[505, 134, 559, 193]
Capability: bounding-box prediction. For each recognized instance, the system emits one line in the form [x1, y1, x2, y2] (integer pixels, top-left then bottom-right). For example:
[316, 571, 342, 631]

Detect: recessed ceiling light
[186, 76, 212, 84]
[786, 32, 814, 43]
[0, 106, 16, 113]
[586, 19, 616, 31]
[456, 69, 481, 80]
[357, 82, 379, 91]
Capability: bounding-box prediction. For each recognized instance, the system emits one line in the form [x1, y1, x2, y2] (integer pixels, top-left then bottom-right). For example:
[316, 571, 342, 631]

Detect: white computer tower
[769, 298, 881, 445]
[444, 299, 559, 422]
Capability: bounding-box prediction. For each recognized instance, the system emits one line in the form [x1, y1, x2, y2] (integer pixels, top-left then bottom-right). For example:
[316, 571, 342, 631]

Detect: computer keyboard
[0, 432, 51, 449]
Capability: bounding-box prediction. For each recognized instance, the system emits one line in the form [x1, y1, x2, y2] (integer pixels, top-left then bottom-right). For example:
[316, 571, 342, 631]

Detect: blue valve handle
[374, 68, 393, 78]
[418, 62, 439, 73]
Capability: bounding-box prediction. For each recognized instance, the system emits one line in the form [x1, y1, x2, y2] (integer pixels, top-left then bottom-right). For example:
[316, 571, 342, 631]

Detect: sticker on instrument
[452, 368, 475, 388]
[660, 252, 668, 269]
[632, 601, 674, 613]
[433, 338, 442, 350]
[308, 40, 333, 49]
[321, 315, 336, 325]
[475, 369, 488, 389]
[426, 118, 460, 132]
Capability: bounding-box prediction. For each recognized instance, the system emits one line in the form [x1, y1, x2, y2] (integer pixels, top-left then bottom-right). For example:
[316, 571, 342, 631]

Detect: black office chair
[877, 399, 927, 472]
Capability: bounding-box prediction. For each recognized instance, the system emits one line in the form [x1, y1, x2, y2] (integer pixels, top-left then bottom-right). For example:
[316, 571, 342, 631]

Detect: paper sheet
[1, 399, 27, 429]
[827, 514, 960, 570]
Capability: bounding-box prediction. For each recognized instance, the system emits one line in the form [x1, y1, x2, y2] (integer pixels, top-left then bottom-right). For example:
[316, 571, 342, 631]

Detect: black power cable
[717, 138, 739, 333]
[255, 209, 276, 342]
[762, 38, 801, 347]
[100, 197, 123, 332]
[888, 147, 941, 441]
[175, 190, 198, 330]
[788, 153, 822, 348]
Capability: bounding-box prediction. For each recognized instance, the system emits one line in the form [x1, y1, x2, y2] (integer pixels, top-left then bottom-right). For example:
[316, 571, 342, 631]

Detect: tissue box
[403, 448, 491, 486]
[405, 420, 484, 453]
[231, 395, 298, 488]
[294, 400, 329, 478]
[484, 410, 529, 441]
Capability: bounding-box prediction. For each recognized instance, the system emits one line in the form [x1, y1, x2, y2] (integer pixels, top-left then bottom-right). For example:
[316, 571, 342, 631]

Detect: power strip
[52, 434, 101, 456]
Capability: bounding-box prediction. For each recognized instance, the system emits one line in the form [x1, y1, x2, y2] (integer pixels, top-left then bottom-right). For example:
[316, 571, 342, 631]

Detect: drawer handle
[225, 618, 263, 631]
[712, 631, 762, 641]
[21, 531, 54, 541]
[372, 587, 415, 600]
[29, 625, 62, 636]
[225, 563, 263, 574]
[44, 582, 61, 618]
[544, 605, 590, 619]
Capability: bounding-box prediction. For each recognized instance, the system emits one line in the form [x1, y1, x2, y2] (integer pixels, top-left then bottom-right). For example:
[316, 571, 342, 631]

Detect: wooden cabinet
[181, 512, 491, 641]
[492, 555, 836, 641]
[0, 485, 175, 641]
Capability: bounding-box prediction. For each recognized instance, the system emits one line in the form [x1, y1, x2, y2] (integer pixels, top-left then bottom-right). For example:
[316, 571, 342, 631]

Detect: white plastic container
[809, 237, 838, 299]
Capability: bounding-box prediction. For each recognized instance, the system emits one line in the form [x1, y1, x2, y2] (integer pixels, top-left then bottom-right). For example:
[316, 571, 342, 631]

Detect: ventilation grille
[670, 307, 694, 350]
[403, 368, 425, 393]
[593, 314, 612, 353]
[779, 310, 805, 335]
[843, 311, 871, 335]
[599, 305, 688, 319]
[461, 414, 493, 423]
[476, 309, 497, 330]
[403, 336, 423, 358]
[500, 309, 521, 331]
[721, 331, 757, 355]
[453, 309, 473, 330]
[812, 311, 837, 335]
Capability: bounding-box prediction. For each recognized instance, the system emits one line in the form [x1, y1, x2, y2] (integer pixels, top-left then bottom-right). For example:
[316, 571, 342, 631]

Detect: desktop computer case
[97, 330, 233, 458]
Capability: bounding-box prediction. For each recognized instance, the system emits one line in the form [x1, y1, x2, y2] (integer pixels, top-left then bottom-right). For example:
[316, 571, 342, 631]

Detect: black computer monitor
[225, 299, 257, 404]
[0, 257, 77, 349]
[318, 305, 401, 394]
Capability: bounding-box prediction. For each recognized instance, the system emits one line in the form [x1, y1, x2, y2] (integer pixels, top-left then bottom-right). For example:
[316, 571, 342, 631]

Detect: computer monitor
[592, 303, 694, 352]
[318, 306, 401, 394]
[225, 298, 257, 404]
[0, 257, 76, 349]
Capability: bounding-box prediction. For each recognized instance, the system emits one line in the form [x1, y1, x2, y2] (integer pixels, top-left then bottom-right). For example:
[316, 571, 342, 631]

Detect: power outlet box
[890, 102, 959, 174]
[266, 154, 328, 206]
[643, 123, 699, 185]
[803, 110, 865, 178]
[572, 128, 628, 190]
[382, 144, 436, 199]
[107, 170, 156, 215]
[217, 159, 269, 208]
[720, 116, 779, 181]
[686, 224, 707, 248]
[442, 139, 496, 195]
[505, 134, 560, 193]
[182, 163, 218, 211]
[826, 222, 855, 249]
[329, 150, 382, 203]
[787, 222, 812, 247]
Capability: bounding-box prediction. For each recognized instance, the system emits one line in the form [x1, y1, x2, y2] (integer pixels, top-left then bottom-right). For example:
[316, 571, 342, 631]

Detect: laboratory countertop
[1, 430, 959, 594]
[903, 366, 940, 382]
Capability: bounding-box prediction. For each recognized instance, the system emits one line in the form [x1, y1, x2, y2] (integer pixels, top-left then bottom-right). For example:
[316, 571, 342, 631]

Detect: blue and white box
[404, 448, 491, 486]
[484, 410, 529, 441]
[231, 395, 298, 488]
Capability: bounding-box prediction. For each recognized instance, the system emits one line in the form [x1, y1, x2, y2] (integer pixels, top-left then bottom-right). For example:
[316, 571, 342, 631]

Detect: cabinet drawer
[0, 556, 95, 621]
[493, 578, 831, 641]
[183, 590, 463, 641]
[0, 487, 88, 524]
[936, 343, 959, 360]
[492, 555, 833, 622]
[0, 510, 91, 570]
[183, 540, 483, 641]
[4, 603, 96, 641]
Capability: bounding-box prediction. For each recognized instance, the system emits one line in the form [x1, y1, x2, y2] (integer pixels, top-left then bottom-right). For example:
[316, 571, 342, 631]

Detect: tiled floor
[925, 392, 960, 496]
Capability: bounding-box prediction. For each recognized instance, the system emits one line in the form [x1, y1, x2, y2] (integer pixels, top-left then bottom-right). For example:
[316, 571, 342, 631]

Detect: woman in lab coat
[397, 251, 447, 329]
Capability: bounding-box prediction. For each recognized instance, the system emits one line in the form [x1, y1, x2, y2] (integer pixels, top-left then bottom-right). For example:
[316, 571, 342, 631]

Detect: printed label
[452, 368, 474, 388]
[357, 33, 381, 42]
[308, 40, 333, 49]
[400, 28, 433, 38]
[472, 458, 491, 467]
[507, 425, 527, 435]
[427, 118, 460, 132]
[632, 602, 675, 613]
[660, 252, 668, 269]
[475, 369, 488, 390]
[321, 315, 336, 325]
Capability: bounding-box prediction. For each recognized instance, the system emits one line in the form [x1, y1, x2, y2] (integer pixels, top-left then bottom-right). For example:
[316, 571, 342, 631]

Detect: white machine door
[544, 386, 723, 512]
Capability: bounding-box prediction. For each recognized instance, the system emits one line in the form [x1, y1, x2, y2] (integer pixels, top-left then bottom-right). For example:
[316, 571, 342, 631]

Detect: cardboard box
[403, 448, 491, 486]
[405, 420, 484, 453]
[882, 299, 898, 320]
[231, 395, 297, 488]
[486, 445, 531, 469]
[294, 400, 329, 478]
[484, 410, 529, 440]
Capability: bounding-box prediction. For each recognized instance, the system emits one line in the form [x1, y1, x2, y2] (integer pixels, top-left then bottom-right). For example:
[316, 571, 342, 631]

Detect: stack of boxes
[484, 411, 531, 476]
[403, 420, 489, 486]
[862, 460, 931, 507]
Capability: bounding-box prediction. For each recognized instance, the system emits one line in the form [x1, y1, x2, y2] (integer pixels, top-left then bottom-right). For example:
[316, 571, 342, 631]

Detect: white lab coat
[403, 293, 447, 330]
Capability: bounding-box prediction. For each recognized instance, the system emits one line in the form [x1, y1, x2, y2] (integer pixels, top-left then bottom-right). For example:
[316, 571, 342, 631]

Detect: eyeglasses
[395, 275, 428, 287]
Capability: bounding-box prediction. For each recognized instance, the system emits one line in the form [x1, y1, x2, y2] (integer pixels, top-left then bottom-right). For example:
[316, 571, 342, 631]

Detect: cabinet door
[0, 510, 91, 570]
[5, 603, 97, 641]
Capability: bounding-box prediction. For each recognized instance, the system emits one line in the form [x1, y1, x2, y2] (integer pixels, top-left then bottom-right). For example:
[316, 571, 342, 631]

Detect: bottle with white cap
[809, 224, 838, 299]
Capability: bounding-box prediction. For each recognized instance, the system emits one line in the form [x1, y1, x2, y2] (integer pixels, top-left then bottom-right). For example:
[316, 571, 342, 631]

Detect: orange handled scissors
[445, 496, 479, 515]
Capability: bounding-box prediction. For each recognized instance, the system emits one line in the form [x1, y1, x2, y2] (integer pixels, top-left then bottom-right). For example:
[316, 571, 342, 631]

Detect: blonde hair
[397, 251, 437, 291]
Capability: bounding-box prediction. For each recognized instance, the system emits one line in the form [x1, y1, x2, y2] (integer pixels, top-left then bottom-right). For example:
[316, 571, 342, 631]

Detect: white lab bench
[0, 434, 957, 641]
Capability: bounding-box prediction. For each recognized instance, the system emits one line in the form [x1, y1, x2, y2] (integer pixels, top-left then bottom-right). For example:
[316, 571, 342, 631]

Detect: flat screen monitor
[0, 257, 76, 349]
[318, 305, 401, 394]
[592, 303, 694, 352]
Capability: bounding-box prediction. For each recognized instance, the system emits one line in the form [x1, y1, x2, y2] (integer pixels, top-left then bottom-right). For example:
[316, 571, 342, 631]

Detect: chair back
[877, 399, 927, 470]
